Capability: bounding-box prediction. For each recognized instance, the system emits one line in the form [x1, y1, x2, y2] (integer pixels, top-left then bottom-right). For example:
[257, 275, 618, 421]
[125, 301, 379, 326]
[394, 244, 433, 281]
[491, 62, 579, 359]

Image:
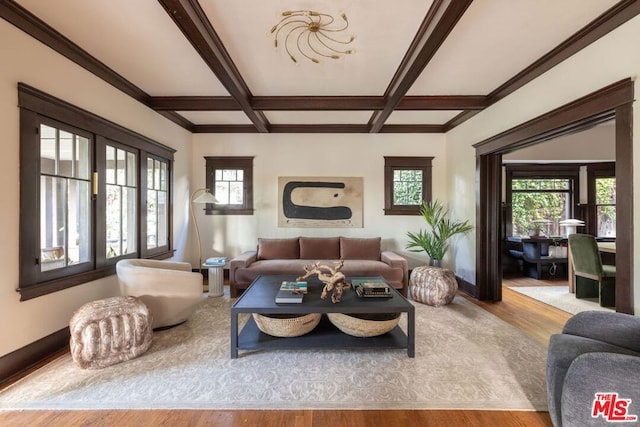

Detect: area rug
[509, 286, 614, 315]
[0, 290, 548, 411]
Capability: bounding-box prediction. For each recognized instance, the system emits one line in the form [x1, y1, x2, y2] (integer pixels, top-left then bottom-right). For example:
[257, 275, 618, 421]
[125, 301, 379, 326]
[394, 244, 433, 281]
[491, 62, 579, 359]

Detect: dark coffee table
[230, 274, 415, 358]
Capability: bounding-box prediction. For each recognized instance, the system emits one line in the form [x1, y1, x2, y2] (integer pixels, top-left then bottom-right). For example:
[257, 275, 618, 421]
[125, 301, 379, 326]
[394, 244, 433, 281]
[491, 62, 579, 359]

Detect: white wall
[0, 20, 193, 357]
[446, 15, 640, 312]
[190, 133, 449, 270]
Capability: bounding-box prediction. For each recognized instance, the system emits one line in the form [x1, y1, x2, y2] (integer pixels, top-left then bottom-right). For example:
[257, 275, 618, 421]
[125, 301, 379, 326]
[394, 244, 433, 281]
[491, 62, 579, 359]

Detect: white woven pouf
[409, 266, 458, 307]
[69, 296, 153, 369]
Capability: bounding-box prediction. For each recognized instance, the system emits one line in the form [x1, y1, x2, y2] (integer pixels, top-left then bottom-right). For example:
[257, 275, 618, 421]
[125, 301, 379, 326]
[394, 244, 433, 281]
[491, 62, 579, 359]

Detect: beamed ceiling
[2, 0, 639, 134]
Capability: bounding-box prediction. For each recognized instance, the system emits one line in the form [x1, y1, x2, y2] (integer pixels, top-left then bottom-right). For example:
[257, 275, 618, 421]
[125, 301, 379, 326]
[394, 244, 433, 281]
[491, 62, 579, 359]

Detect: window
[505, 164, 580, 237]
[19, 84, 175, 300]
[384, 156, 433, 215]
[587, 162, 616, 238]
[204, 157, 253, 215]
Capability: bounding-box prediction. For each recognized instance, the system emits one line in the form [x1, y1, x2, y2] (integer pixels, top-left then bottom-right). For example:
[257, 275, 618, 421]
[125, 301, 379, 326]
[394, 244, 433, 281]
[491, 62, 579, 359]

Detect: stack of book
[275, 281, 308, 303]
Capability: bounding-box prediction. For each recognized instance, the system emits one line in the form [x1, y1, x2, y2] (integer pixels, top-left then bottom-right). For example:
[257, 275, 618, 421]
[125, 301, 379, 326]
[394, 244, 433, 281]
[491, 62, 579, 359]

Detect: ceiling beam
[368, 0, 474, 133]
[158, 0, 270, 133]
[192, 124, 445, 133]
[149, 95, 487, 111]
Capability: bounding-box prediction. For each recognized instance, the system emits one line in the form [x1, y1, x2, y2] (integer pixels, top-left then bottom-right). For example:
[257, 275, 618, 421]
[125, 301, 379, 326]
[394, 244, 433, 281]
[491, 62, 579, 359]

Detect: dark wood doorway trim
[473, 78, 634, 314]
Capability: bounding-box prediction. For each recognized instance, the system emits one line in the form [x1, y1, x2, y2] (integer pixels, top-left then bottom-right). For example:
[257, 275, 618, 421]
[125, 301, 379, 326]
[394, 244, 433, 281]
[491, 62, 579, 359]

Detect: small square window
[384, 157, 433, 215]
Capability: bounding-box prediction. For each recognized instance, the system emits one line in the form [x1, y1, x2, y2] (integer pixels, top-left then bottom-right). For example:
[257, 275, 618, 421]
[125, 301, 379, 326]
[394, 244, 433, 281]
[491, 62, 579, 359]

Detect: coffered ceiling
[3, 0, 638, 133]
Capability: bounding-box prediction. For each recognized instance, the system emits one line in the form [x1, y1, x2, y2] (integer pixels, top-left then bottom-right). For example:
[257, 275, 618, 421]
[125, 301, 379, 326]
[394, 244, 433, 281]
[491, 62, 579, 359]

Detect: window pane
[106, 145, 137, 258]
[106, 145, 116, 184]
[68, 180, 91, 265]
[76, 136, 90, 180]
[229, 181, 244, 204]
[126, 152, 136, 187]
[222, 169, 236, 181]
[597, 205, 616, 237]
[147, 189, 157, 249]
[392, 168, 422, 206]
[58, 130, 74, 177]
[40, 176, 90, 270]
[117, 148, 126, 186]
[160, 161, 167, 191]
[147, 158, 154, 189]
[106, 184, 121, 258]
[154, 159, 161, 190]
[511, 192, 570, 236]
[157, 190, 167, 247]
[40, 125, 56, 175]
[595, 177, 616, 204]
[215, 181, 230, 205]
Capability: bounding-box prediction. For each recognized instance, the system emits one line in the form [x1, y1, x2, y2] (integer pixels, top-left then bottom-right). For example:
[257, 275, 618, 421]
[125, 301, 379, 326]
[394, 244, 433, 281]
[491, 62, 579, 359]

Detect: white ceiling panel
[200, 0, 434, 96]
[408, 0, 619, 95]
[178, 111, 253, 125]
[386, 110, 463, 125]
[16, 0, 230, 96]
[264, 111, 373, 125]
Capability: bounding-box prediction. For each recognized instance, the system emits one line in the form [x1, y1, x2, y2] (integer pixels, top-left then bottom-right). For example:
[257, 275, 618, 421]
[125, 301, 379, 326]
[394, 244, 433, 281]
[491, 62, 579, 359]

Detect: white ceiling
[11, 0, 622, 128]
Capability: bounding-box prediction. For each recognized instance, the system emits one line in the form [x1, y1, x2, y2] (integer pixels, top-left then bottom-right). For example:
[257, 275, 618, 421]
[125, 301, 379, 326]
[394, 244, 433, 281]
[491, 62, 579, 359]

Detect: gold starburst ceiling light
[269, 10, 354, 64]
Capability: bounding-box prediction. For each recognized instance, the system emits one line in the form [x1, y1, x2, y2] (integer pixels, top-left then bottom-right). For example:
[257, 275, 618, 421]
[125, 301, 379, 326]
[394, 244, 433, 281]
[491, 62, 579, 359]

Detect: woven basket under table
[327, 312, 401, 337]
[252, 313, 321, 337]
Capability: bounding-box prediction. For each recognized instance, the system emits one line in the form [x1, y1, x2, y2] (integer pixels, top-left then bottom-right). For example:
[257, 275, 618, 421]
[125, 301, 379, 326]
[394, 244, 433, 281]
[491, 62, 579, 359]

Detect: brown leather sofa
[229, 237, 408, 297]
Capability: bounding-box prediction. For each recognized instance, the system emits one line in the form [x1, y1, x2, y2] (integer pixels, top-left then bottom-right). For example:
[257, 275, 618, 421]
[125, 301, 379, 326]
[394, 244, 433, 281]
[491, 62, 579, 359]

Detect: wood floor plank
[0, 281, 563, 426]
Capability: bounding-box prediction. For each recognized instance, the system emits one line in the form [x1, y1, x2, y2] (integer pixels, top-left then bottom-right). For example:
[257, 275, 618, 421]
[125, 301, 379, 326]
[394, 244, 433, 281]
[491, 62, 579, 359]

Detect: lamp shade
[192, 190, 218, 204]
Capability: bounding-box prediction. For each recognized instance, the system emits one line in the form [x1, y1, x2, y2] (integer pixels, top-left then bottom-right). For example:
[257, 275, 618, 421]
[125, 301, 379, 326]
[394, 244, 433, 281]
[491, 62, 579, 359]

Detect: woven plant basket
[252, 313, 321, 337]
[327, 312, 401, 337]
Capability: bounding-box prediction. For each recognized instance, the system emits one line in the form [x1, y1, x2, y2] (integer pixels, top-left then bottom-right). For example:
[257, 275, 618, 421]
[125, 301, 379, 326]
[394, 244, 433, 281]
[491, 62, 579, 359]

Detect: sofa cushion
[299, 237, 341, 259]
[340, 237, 381, 261]
[257, 238, 300, 260]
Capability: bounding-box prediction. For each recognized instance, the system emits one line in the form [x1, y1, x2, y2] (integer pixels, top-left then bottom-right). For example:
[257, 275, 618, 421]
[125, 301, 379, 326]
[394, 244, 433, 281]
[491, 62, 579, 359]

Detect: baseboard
[456, 275, 477, 298]
[0, 327, 69, 387]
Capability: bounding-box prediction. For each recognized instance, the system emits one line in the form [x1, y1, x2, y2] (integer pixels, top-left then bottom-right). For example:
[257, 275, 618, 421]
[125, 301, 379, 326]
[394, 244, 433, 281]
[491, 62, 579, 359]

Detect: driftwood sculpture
[297, 259, 350, 303]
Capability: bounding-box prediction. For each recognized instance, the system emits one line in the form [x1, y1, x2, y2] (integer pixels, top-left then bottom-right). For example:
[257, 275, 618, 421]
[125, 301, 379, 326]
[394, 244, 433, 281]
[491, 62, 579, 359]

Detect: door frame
[473, 78, 634, 314]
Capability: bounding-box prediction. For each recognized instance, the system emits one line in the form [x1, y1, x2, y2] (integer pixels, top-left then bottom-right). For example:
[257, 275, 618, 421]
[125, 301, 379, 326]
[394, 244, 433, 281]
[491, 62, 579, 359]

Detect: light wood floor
[0, 279, 570, 427]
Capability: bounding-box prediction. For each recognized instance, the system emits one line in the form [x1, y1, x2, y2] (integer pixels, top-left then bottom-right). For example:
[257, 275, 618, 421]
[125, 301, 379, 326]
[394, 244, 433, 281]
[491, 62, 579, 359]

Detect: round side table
[203, 261, 226, 297]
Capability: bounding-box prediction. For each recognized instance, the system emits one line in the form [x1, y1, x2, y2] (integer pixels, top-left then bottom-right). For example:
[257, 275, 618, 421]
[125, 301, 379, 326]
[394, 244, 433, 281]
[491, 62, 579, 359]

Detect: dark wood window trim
[384, 156, 433, 215]
[204, 157, 254, 215]
[18, 83, 175, 301]
[504, 163, 580, 237]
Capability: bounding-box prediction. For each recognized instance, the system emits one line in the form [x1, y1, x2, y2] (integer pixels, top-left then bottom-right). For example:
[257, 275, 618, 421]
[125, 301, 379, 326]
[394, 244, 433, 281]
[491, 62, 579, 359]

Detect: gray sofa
[229, 237, 408, 298]
[547, 310, 640, 426]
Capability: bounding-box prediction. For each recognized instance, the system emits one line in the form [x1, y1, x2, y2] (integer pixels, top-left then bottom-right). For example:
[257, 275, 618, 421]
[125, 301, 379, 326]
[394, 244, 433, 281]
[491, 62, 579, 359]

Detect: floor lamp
[190, 188, 218, 275]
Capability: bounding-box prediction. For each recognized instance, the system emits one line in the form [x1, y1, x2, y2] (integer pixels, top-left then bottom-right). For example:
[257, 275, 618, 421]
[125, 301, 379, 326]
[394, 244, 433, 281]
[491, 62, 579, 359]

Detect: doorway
[474, 79, 634, 314]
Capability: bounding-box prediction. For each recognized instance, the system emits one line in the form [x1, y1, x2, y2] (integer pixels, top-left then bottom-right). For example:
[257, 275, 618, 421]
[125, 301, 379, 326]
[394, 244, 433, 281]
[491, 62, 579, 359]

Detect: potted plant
[406, 200, 473, 306]
[406, 200, 473, 267]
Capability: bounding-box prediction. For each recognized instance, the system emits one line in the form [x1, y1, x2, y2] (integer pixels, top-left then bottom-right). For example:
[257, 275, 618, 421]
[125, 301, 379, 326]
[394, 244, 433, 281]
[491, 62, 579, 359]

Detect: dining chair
[568, 233, 615, 307]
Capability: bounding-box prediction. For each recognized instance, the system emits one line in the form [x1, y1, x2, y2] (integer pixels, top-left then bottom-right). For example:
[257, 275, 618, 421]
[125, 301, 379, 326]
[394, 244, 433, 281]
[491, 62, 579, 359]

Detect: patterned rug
[509, 286, 614, 315]
[0, 289, 548, 410]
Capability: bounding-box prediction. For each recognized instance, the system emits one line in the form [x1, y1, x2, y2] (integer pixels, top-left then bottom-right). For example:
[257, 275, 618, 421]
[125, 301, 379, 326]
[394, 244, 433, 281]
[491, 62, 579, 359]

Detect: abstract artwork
[278, 177, 363, 227]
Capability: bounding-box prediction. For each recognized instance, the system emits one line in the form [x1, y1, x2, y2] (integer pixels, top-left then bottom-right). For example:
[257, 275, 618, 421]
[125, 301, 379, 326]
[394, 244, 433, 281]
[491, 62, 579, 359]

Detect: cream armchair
[116, 259, 203, 329]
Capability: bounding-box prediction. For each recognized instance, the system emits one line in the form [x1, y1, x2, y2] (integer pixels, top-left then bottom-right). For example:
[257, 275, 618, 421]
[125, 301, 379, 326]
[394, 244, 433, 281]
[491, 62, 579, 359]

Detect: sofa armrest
[563, 311, 640, 353]
[229, 251, 257, 284]
[561, 352, 640, 426]
[381, 251, 408, 287]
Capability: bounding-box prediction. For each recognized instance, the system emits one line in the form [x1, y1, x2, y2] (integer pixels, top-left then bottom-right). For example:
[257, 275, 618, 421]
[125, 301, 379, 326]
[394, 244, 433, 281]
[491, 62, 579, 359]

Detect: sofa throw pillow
[299, 237, 341, 259]
[257, 238, 300, 260]
[340, 237, 381, 261]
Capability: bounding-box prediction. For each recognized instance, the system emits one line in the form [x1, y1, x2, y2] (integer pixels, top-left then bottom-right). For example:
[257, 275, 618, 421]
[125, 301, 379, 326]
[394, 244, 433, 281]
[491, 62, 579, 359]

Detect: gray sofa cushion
[299, 237, 340, 259]
[340, 237, 381, 260]
[257, 238, 299, 260]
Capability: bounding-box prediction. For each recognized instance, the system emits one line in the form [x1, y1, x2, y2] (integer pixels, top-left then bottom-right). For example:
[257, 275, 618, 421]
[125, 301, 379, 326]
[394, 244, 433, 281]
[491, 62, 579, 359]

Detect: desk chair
[568, 234, 615, 308]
